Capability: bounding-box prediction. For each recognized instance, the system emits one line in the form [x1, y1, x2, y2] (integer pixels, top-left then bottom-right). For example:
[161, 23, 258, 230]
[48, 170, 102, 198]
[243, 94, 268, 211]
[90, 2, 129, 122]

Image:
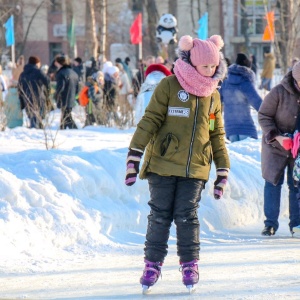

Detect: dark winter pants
[60, 108, 77, 130]
[144, 173, 204, 263]
[264, 164, 300, 231]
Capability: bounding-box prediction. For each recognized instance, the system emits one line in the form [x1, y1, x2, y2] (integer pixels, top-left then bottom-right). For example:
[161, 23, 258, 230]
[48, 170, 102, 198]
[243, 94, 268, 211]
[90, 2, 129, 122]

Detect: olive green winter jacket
[130, 75, 230, 181]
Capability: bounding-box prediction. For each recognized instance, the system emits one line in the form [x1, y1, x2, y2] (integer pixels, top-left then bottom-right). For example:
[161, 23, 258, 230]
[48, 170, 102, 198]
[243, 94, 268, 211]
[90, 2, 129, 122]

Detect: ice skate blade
[142, 285, 151, 294]
[186, 285, 196, 294]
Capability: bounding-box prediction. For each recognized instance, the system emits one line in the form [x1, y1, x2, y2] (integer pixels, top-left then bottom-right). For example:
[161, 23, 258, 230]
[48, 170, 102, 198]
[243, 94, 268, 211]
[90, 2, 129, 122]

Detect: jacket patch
[177, 90, 189, 102]
[168, 106, 190, 117]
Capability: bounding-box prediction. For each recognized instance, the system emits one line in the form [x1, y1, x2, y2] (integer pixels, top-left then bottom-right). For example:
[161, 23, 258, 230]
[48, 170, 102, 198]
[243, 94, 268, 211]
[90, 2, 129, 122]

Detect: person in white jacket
[116, 62, 133, 123]
[134, 63, 172, 125]
[0, 65, 8, 101]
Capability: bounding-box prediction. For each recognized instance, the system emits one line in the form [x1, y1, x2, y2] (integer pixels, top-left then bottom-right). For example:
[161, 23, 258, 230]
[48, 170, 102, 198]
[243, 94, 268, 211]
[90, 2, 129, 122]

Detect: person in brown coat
[259, 49, 276, 91]
[258, 61, 300, 236]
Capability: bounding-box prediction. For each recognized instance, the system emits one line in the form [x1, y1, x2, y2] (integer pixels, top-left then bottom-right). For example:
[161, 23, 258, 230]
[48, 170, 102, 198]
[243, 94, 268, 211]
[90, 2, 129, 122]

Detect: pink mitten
[282, 138, 293, 150]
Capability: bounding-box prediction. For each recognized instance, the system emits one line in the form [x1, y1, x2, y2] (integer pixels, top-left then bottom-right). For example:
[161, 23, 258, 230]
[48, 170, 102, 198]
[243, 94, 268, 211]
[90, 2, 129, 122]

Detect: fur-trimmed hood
[226, 64, 255, 85]
[280, 70, 300, 96]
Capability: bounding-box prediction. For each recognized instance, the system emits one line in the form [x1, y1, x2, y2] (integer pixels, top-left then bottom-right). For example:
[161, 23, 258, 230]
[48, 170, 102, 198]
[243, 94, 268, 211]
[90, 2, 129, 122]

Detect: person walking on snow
[220, 53, 262, 142]
[258, 61, 300, 236]
[83, 71, 105, 127]
[259, 48, 276, 91]
[54, 55, 79, 130]
[18, 56, 50, 129]
[125, 34, 230, 293]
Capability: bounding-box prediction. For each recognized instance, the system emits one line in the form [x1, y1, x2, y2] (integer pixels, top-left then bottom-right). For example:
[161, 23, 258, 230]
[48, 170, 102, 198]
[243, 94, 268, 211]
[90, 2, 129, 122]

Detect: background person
[54, 55, 79, 130]
[259, 48, 276, 91]
[258, 60, 300, 236]
[18, 56, 50, 129]
[220, 53, 262, 142]
[134, 63, 172, 125]
[83, 71, 105, 127]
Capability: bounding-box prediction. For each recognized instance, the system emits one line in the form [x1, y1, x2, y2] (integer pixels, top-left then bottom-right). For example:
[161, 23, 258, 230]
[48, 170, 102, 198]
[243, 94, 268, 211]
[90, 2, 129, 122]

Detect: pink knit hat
[178, 35, 224, 66]
[292, 61, 300, 81]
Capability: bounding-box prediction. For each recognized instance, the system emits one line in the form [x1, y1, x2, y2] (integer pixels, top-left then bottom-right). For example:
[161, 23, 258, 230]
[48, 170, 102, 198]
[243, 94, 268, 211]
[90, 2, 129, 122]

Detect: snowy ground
[0, 104, 299, 299]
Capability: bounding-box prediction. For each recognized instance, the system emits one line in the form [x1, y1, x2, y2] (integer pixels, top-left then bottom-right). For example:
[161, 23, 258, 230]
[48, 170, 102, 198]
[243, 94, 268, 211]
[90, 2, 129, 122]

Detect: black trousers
[60, 108, 77, 129]
[145, 173, 204, 263]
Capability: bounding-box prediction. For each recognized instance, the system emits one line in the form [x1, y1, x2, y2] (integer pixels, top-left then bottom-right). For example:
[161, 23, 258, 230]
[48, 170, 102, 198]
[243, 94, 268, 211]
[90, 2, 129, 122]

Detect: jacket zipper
[186, 97, 199, 177]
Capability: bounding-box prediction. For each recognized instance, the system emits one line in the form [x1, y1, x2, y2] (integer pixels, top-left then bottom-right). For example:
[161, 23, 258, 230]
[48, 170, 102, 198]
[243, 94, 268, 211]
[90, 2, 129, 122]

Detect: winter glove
[125, 149, 143, 186]
[214, 168, 229, 200]
[275, 135, 293, 150]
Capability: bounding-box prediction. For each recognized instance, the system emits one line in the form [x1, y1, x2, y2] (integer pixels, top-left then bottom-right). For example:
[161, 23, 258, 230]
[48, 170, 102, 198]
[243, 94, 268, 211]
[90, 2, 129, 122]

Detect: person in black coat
[72, 57, 84, 82]
[103, 66, 120, 125]
[85, 57, 98, 80]
[18, 56, 50, 129]
[54, 55, 79, 129]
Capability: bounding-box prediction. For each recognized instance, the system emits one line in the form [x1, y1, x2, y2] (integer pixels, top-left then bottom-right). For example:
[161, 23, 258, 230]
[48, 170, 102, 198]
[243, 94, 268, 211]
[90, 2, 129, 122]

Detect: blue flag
[197, 12, 208, 40]
[4, 15, 15, 47]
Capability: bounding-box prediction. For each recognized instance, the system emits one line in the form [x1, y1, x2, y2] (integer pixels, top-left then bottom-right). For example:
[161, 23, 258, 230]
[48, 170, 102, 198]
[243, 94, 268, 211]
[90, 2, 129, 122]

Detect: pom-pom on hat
[28, 56, 40, 65]
[292, 61, 300, 81]
[145, 63, 172, 77]
[178, 35, 224, 66]
[235, 53, 251, 68]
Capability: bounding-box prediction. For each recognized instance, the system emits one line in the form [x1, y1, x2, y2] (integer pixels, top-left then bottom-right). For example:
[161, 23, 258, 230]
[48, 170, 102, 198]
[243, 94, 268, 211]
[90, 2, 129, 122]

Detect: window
[243, 0, 277, 36]
[50, 0, 62, 12]
[49, 43, 62, 63]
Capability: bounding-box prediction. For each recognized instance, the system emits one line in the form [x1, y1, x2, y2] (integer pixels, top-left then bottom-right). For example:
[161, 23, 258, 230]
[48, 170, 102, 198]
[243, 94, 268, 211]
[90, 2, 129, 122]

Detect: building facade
[0, 0, 297, 68]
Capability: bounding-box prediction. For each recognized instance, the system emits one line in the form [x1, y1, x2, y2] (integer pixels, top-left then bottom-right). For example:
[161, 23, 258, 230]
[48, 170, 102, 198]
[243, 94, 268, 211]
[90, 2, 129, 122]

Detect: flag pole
[138, 41, 142, 61]
[11, 43, 15, 65]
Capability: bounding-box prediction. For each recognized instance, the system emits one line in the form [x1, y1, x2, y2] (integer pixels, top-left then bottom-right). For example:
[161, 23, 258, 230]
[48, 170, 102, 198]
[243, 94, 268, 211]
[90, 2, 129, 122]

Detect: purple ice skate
[140, 260, 162, 294]
[180, 259, 199, 293]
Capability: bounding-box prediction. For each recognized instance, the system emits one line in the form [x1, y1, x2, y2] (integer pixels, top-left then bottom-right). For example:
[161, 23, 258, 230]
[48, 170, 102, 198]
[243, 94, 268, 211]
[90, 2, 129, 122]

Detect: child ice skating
[125, 34, 230, 293]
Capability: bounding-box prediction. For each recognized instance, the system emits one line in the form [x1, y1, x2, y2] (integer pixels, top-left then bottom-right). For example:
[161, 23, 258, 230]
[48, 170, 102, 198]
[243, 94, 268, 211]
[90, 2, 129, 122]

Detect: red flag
[130, 13, 142, 44]
[262, 11, 275, 41]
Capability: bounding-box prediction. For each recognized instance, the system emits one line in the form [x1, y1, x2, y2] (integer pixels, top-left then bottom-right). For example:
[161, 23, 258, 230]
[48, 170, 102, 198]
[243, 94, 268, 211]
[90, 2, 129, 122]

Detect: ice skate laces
[180, 261, 199, 279]
[143, 262, 162, 280]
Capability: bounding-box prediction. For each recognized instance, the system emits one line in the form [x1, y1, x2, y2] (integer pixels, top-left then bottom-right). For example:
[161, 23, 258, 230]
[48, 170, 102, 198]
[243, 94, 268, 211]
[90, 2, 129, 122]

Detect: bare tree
[272, 0, 300, 73]
[168, 0, 178, 60]
[144, 0, 159, 56]
[99, 0, 107, 63]
[190, 0, 201, 34]
[17, 0, 48, 58]
[65, 0, 73, 58]
[85, 0, 98, 60]
[240, 0, 251, 53]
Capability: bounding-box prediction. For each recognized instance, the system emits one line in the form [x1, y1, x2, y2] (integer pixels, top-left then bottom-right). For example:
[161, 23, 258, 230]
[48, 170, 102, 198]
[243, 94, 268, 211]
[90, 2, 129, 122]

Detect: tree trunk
[274, 0, 300, 73]
[240, 0, 250, 53]
[18, 0, 47, 58]
[99, 0, 107, 64]
[65, 0, 73, 58]
[168, 0, 178, 61]
[145, 0, 159, 56]
[85, 0, 98, 60]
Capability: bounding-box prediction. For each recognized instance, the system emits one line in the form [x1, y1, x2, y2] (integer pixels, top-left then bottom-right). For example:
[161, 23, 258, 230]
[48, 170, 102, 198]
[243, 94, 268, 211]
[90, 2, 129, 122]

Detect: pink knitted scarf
[173, 58, 220, 97]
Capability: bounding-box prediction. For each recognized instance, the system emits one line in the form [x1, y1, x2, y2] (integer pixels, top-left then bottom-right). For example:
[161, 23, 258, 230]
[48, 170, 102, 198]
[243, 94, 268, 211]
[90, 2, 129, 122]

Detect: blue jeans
[228, 135, 249, 143]
[264, 164, 300, 231]
[260, 78, 272, 91]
